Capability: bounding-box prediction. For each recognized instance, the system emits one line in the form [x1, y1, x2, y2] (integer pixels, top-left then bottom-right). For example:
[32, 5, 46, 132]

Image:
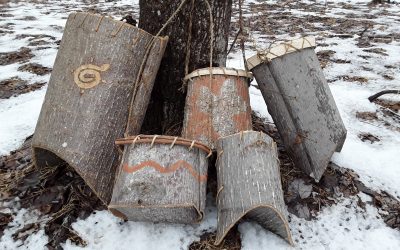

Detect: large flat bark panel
[32, 12, 167, 204]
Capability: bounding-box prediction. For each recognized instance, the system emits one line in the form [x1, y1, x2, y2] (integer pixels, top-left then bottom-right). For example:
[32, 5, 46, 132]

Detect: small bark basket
[247, 37, 347, 181]
[32, 12, 168, 204]
[215, 131, 293, 246]
[109, 135, 212, 224]
[182, 67, 253, 150]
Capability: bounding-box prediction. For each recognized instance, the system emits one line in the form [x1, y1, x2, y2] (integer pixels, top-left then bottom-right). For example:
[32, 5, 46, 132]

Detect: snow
[1, 0, 400, 249]
[240, 196, 400, 250]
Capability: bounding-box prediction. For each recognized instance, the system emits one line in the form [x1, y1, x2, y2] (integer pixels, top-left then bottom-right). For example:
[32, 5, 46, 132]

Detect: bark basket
[215, 131, 293, 245]
[32, 12, 168, 205]
[110, 135, 211, 224]
[247, 36, 347, 181]
[182, 67, 253, 150]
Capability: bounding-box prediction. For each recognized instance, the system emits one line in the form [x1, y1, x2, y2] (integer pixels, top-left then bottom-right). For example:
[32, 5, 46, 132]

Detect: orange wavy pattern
[122, 160, 207, 182]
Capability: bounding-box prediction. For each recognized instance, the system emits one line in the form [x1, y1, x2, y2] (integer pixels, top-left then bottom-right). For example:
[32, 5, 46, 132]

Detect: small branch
[227, 29, 240, 56]
[368, 90, 400, 102]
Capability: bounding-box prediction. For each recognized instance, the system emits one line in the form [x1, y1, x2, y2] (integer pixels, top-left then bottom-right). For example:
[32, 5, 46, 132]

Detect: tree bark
[215, 131, 293, 245]
[110, 135, 211, 224]
[32, 13, 167, 205]
[182, 68, 253, 150]
[139, 0, 233, 134]
[248, 37, 347, 181]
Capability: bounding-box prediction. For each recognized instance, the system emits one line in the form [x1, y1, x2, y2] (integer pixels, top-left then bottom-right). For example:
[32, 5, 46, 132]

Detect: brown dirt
[18, 63, 52, 75]
[0, 47, 34, 66]
[0, 77, 45, 99]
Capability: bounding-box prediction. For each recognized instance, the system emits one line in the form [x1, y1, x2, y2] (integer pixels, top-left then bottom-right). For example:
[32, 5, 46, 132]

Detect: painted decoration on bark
[73, 63, 110, 89]
[110, 135, 211, 224]
[182, 67, 253, 150]
[122, 160, 207, 183]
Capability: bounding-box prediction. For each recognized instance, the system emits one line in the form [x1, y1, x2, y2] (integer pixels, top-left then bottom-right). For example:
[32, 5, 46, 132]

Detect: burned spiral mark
[74, 63, 110, 89]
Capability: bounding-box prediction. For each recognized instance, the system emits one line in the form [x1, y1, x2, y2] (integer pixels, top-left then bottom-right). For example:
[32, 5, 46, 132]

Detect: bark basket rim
[115, 135, 212, 155]
[184, 67, 253, 81]
[214, 204, 294, 246]
[108, 204, 205, 223]
[246, 36, 316, 70]
[71, 11, 168, 40]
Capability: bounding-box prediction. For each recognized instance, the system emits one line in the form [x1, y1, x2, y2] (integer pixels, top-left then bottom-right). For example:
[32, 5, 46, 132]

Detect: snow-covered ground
[1, 0, 399, 249]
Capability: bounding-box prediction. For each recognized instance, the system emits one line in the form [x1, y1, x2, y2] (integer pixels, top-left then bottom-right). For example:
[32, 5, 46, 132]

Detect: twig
[368, 90, 400, 102]
[227, 29, 240, 56]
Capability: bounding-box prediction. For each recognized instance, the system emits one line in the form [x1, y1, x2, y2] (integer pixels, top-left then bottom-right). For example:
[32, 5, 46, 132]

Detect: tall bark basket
[110, 135, 211, 224]
[32, 12, 168, 204]
[182, 67, 253, 150]
[215, 131, 293, 245]
[247, 37, 346, 181]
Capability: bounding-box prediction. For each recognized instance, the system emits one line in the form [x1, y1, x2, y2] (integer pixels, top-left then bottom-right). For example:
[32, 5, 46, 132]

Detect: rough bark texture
[182, 68, 252, 150]
[139, 0, 233, 134]
[250, 48, 347, 181]
[32, 12, 167, 205]
[215, 131, 292, 245]
[109, 135, 210, 224]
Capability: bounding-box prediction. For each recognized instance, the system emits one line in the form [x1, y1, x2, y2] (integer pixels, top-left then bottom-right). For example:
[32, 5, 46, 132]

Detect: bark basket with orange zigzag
[182, 67, 253, 150]
[109, 135, 211, 224]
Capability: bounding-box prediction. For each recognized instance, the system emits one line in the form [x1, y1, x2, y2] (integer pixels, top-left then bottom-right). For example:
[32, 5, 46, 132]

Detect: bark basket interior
[32, 12, 168, 205]
[109, 135, 212, 224]
[247, 36, 347, 181]
[182, 67, 253, 150]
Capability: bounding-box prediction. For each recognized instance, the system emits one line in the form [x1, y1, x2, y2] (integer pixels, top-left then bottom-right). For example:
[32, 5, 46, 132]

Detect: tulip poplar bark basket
[110, 135, 211, 224]
[215, 131, 293, 245]
[32, 12, 168, 204]
[182, 67, 253, 150]
[247, 36, 347, 181]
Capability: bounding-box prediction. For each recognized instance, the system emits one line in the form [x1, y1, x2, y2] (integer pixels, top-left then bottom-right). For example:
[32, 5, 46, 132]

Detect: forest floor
[0, 0, 400, 249]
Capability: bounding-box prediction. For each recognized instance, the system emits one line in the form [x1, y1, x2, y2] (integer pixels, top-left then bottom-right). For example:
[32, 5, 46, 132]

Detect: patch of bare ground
[0, 138, 105, 249]
[1, 115, 399, 249]
[0, 77, 45, 99]
[189, 231, 241, 250]
[18, 63, 51, 75]
[0, 47, 34, 66]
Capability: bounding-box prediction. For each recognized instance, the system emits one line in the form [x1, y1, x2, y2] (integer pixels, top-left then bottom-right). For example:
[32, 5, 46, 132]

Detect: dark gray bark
[215, 131, 293, 245]
[32, 13, 167, 204]
[110, 135, 211, 224]
[139, 0, 233, 134]
[248, 38, 346, 181]
[181, 68, 253, 150]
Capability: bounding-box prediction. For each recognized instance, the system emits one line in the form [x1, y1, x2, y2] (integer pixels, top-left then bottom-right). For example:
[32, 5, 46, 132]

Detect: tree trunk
[139, 0, 233, 134]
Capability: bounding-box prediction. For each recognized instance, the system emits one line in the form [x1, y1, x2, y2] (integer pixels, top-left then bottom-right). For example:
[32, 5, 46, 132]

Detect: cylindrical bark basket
[215, 131, 293, 246]
[32, 12, 168, 205]
[182, 67, 253, 150]
[247, 36, 347, 181]
[109, 135, 212, 224]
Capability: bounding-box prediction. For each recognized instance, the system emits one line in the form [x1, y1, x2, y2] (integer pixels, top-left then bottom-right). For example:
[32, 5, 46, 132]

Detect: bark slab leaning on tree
[247, 36, 347, 181]
[110, 135, 211, 224]
[32, 12, 168, 205]
[215, 131, 293, 245]
[182, 67, 253, 150]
